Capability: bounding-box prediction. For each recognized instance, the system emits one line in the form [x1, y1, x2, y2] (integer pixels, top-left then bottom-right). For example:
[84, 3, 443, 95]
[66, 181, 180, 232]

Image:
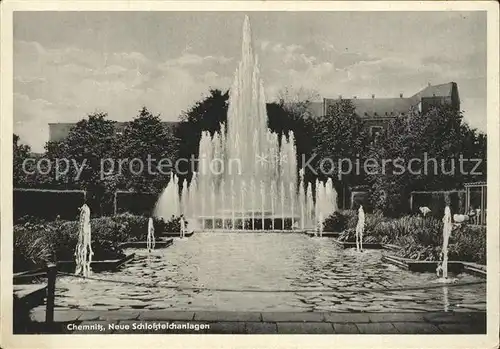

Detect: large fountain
[154, 16, 337, 230]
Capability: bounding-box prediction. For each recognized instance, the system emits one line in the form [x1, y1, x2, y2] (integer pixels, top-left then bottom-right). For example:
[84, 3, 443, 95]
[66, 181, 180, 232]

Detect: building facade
[306, 82, 460, 137]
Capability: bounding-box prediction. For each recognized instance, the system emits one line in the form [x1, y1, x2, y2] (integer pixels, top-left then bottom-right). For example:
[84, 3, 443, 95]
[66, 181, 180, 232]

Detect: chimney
[339, 95, 342, 100]
[372, 94, 375, 99]
[428, 82, 431, 87]
[400, 93, 403, 98]
[353, 96, 357, 99]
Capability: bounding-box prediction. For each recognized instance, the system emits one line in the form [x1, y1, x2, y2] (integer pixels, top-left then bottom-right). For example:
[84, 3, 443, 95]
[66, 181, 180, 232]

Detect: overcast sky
[14, 11, 486, 152]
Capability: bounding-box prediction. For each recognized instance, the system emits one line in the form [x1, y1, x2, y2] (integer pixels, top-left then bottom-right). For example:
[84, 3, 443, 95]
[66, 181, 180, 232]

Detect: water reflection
[55, 233, 486, 312]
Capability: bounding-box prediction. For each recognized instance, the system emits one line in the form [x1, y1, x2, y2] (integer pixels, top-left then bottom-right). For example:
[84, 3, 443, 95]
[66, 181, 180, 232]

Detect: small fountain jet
[75, 204, 93, 277]
[436, 206, 454, 281]
[355, 205, 365, 252]
[147, 217, 156, 252]
[180, 215, 186, 238]
[316, 212, 324, 237]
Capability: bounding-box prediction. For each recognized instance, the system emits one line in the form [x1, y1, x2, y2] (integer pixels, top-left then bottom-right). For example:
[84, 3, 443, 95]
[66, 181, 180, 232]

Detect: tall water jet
[154, 173, 181, 221]
[306, 183, 314, 228]
[181, 179, 188, 215]
[271, 181, 276, 230]
[241, 180, 246, 229]
[356, 205, 365, 252]
[260, 180, 265, 229]
[231, 179, 235, 230]
[147, 217, 156, 252]
[211, 182, 216, 229]
[437, 206, 453, 279]
[251, 178, 256, 230]
[75, 204, 93, 277]
[188, 172, 198, 218]
[289, 182, 295, 229]
[298, 171, 305, 229]
[281, 181, 285, 229]
[153, 15, 339, 231]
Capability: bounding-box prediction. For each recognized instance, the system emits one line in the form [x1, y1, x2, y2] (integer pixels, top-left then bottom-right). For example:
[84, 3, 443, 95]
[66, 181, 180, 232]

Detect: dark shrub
[323, 211, 347, 232]
[448, 225, 486, 264]
[159, 216, 183, 232]
[111, 213, 149, 241]
[13, 223, 53, 272]
[110, 213, 183, 240]
[115, 191, 159, 216]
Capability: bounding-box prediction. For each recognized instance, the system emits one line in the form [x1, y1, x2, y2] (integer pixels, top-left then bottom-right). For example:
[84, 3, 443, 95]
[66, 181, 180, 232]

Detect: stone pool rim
[23, 309, 487, 334]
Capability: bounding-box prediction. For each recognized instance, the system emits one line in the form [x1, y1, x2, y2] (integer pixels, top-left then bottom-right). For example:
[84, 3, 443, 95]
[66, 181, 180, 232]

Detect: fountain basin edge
[305, 231, 340, 238]
[382, 255, 486, 278]
[332, 239, 384, 249]
[159, 231, 194, 238]
[119, 238, 173, 249]
[193, 230, 306, 234]
[56, 253, 136, 273]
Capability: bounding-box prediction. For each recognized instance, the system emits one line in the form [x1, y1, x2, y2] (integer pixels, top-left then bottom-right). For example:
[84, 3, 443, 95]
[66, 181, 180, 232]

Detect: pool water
[56, 233, 486, 312]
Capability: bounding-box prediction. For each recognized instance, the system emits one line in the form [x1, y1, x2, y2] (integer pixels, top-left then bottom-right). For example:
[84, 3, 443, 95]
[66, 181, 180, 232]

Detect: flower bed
[13, 214, 181, 273]
[327, 210, 486, 265]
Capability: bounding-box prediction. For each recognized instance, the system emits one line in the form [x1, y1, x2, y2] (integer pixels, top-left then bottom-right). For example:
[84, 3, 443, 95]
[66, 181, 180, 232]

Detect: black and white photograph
[2, 1, 499, 347]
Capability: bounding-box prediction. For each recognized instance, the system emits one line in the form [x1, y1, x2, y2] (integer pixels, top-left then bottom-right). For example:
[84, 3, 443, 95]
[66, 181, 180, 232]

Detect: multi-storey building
[306, 82, 460, 137]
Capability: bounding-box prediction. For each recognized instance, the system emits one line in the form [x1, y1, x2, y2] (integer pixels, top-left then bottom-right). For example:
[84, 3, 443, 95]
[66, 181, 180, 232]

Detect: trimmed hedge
[111, 213, 182, 241]
[115, 191, 159, 216]
[14, 189, 86, 222]
[323, 211, 348, 232]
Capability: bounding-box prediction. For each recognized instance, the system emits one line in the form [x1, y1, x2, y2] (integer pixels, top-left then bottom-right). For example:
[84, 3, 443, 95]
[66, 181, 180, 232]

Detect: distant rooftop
[310, 82, 458, 118]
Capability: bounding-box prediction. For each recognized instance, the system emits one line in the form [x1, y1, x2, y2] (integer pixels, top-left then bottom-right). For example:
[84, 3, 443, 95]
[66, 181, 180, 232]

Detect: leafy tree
[311, 99, 369, 192]
[116, 106, 179, 193]
[13, 134, 31, 187]
[275, 86, 320, 119]
[368, 105, 487, 216]
[45, 112, 117, 215]
[175, 89, 229, 178]
[272, 87, 321, 183]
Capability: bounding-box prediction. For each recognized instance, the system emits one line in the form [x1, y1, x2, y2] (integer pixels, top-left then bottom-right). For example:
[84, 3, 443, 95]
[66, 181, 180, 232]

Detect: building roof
[325, 97, 413, 118]
[412, 82, 454, 99]
[309, 82, 457, 118]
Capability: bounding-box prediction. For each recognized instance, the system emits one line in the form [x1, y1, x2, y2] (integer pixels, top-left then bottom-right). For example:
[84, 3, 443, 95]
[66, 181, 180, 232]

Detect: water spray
[437, 206, 452, 279]
[356, 205, 365, 252]
[75, 204, 93, 277]
[147, 217, 155, 252]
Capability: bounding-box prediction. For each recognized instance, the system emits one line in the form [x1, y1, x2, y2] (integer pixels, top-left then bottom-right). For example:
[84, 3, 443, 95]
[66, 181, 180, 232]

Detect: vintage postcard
[1, 1, 499, 348]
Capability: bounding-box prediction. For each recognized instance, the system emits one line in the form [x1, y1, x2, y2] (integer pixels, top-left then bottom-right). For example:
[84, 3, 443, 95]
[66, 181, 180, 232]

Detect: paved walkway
[23, 309, 486, 334]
